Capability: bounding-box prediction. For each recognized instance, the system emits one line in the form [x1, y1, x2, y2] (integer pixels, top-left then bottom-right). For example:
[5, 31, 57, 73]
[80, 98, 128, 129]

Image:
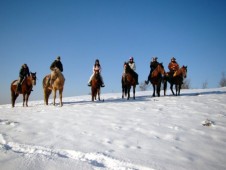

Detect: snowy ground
[0, 88, 226, 170]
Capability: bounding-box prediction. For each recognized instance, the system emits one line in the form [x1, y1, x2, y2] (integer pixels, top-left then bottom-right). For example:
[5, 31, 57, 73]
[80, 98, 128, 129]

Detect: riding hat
[129, 57, 134, 60]
[95, 59, 99, 63]
[171, 57, 176, 61]
[57, 56, 61, 60]
[152, 57, 158, 61]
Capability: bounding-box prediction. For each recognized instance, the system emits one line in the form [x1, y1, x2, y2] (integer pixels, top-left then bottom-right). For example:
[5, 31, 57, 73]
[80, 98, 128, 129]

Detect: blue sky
[1, 0, 226, 104]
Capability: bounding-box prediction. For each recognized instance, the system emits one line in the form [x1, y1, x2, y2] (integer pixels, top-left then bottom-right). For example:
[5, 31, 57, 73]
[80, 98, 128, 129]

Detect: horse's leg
[152, 84, 155, 97]
[157, 83, 161, 97]
[98, 88, 100, 101]
[26, 93, 30, 107]
[127, 87, 131, 100]
[59, 89, 63, 107]
[91, 88, 94, 101]
[46, 89, 52, 105]
[11, 90, 18, 107]
[133, 85, 136, 99]
[178, 84, 181, 96]
[53, 89, 56, 105]
[163, 80, 167, 96]
[122, 87, 124, 99]
[175, 85, 178, 96]
[170, 83, 175, 95]
[43, 88, 47, 105]
[22, 94, 26, 107]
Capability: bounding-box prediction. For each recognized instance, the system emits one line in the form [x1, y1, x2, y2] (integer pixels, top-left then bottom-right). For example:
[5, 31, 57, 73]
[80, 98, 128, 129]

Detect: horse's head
[124, 62, 132, 74]
[52, 68, 62, 79]
[158, 63, 165, 75]
[30, 72, 37, 85]
[181, 65, 187, 78]
[94, 68, 100, 75]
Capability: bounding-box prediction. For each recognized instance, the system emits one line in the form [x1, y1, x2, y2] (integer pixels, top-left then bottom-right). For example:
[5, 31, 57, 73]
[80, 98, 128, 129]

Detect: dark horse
[91, 69, 102, 101]
[122, 62, 136, 100]
[147, 63, 165, 97]
[10, 72, 37, 107]
[42, 68, 65, 106]
[163, 66, 187, 96]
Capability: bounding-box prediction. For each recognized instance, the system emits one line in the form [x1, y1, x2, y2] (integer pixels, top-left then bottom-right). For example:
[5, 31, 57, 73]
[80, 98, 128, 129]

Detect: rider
[128, 57, 139, 85]
[49, 56, 63, 88]
[145, 56, 159, 84]
[168, 57, 179, 78]
[16, 64, 31, 93]
[88, 59, 105, 87]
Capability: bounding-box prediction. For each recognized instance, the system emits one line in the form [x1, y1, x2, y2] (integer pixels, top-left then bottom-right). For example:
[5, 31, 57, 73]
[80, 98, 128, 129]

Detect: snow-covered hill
[1, 88, 226, 170]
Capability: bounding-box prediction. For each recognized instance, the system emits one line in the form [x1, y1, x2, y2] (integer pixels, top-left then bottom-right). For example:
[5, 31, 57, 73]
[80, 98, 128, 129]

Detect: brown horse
[10, 72, 37, 107]
[163, 65, 187, 96]
[122, 62, 136, 100]
[43, 68, 65, 106]
[91, 69, 102, 101]
[148, 63, 165, 97]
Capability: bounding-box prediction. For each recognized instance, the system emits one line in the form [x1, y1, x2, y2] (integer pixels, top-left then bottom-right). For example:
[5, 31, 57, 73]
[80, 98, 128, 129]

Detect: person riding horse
[128, 57, 139, 85]
[88, 59, 105, 87]
[145, 56, 159, 84]
[168, 57, 179, 79]
[49, 56, 63, 88]
[16, 64, 31, 93]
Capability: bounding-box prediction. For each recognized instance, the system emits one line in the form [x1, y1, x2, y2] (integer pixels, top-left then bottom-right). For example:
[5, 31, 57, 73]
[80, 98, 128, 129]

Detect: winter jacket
[168, 61, 179, 72]
[150, 61, 159, 72]
[128, 61, 136, 71]
[19, 67, 30, 78]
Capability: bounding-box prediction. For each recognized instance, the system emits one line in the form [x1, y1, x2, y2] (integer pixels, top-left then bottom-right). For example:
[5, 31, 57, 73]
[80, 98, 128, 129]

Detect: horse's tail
[10, 81, 17, 107]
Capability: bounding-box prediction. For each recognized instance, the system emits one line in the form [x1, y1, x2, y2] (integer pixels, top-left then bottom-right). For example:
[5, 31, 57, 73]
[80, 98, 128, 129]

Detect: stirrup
[101, 84, 105, 87]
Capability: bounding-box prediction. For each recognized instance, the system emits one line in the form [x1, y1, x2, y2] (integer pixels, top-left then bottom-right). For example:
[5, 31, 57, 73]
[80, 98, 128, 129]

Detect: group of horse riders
[16, 56, 63, 93]
[145, 56, 180, 84]
[15, 55, 180, 93]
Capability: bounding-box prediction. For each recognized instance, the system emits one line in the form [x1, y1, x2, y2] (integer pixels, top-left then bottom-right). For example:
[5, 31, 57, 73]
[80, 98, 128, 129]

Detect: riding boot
[136, 73, 139, 85]
[16, 83, 21, 93]
[88, 81, 91, 86]
[136, 76, 139, 85]
[100, 75, 105, 87]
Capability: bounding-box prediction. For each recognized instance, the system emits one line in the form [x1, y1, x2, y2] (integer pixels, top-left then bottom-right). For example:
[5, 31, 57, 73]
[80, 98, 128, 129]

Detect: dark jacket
[150, 61, 159, 72]
[19, 67, 30, 78]
[50, 60, 63, 72]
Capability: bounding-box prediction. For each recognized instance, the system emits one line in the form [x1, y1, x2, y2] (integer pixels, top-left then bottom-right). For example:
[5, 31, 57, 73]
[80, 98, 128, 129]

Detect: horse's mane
[125, 62, 133, 74]
[53, 68, 64, 80]
[159, 63, 164, 69]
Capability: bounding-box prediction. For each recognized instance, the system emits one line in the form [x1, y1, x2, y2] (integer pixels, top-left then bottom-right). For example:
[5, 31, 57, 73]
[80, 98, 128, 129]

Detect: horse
[42, 68, 65, 106]
[122, 62, 136, 100]
[91, 69, 102, 101]
[147, 63, 165, 97]
[163, 66, 187, 96]
[10, 72, 37, 107]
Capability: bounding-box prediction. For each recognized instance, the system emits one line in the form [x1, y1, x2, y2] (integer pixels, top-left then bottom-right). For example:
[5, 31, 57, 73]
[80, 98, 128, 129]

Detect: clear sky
[1, 0, 226, 104]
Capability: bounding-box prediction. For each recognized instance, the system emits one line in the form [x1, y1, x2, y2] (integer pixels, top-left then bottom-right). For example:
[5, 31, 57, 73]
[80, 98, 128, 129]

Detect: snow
[1, 88, 226, 170]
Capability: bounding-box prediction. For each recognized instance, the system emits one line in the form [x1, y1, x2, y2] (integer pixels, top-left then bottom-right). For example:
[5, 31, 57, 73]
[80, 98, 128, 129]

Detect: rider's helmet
[171, 57, 176, 61]
[152, 57, 158, 61]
